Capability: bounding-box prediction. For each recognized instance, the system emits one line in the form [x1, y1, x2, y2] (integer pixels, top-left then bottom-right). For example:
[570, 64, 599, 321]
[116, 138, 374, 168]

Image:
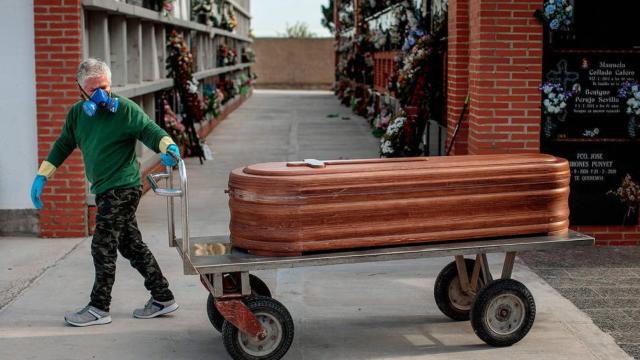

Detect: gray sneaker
[133, 298, 179, 319]
[64, 305, 112, 327]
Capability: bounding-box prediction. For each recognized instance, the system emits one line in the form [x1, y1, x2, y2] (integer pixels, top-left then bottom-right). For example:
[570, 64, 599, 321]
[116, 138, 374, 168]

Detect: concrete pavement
[0, 90, 630, 359]
[521, 247, 640, 359]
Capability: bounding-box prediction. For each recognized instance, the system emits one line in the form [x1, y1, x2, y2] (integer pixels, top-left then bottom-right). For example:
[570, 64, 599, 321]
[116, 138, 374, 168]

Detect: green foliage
[280, 22, 317, 38]
[321, 0, 334, 33]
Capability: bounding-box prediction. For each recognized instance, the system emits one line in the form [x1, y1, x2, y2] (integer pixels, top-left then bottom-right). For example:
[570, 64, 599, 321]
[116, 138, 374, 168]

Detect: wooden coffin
[227, 154, 570, 256]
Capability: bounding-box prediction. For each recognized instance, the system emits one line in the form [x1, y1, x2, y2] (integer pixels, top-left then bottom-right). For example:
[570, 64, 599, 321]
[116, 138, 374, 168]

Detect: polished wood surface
[228, 154, 570, 256]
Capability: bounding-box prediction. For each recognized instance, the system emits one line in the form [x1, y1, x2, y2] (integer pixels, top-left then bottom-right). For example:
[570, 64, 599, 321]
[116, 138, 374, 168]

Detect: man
[30, 58, 181, 327]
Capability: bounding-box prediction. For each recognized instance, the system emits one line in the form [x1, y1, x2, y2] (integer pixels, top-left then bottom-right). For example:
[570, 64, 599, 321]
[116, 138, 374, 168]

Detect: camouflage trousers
[89, 187, 173, 312]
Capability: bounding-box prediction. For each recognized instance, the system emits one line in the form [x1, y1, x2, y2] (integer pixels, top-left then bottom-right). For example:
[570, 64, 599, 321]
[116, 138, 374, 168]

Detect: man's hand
[161, 144, 181, 167]
[31, 175, 47, 209]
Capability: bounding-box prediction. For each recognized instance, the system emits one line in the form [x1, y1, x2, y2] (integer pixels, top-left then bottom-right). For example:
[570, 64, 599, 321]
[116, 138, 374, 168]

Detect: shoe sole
[133, 303, 179, 319]
[65, 316, 112, 327]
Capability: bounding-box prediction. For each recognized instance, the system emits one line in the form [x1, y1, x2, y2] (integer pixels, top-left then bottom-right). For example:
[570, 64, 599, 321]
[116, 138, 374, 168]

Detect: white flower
[632, 85, 638, 92]
[380, 140, 394, 155]
[549, 92, 556, 99]
[543, 99, 551, 106]
[560, 102, 566, 108]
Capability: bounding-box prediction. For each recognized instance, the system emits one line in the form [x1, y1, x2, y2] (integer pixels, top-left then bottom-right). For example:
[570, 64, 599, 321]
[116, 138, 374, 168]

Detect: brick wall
[575, 226, 640, 246]
[466, 0, 542, 155]
[253, 38, 334, 90]
[34, 0, 87, 237]
[446, 0, 470, 155]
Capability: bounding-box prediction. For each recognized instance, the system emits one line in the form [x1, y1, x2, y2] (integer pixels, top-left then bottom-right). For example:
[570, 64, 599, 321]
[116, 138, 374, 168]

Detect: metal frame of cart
[147, 159, 595, 360]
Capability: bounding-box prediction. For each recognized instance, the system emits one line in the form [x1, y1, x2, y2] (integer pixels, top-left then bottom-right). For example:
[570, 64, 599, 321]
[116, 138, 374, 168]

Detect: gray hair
[77, 58, 111, 88]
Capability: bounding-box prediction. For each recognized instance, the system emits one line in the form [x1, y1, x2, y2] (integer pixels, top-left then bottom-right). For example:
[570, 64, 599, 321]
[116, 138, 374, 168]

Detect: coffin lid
[242, 154, 563, 177]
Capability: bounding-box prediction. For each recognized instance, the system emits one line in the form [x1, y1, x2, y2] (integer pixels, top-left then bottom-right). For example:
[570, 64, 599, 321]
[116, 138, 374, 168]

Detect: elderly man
[30, 58, 180, 326]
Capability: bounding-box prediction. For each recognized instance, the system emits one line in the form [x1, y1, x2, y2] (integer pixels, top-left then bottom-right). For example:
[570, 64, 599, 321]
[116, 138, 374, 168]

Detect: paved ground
[521, 247, 640, 359]
[0, 90, 630, 359]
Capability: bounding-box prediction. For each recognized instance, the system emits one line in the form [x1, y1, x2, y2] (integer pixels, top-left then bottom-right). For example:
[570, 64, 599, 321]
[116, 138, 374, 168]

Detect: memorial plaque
[543, 53, 640, 139]
[543, 142, 640, 225]
[541, 0, 640, 225]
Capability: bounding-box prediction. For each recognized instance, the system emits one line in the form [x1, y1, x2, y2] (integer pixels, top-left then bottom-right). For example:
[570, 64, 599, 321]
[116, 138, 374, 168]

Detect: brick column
[34, 0, 87, 237]
[463, 0, 543, 155]
[446, 0, 470, 155]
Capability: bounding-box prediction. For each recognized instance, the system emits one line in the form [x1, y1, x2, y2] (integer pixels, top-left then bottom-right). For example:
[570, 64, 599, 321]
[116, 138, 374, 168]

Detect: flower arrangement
[372, 106, 393, 138]
[162, 99, 188, 146]
[144, 0, 175, 17]
[238, 73, 252, 96]
[218, 3, 236, 32]
[166, 30, 206, 159]
[217, 44, 238, 66]
[227, 5, 238, 30]
[607, 174, 640, 225]
[402, 28, 425, 52]
[360, 0, 404, 18]
[160, 0, 174, 17]
[396, 34, 434, 106]
[380, 114, 407, 157]
[192, 0, 219, 27]
[166, 30, 205, 122]
[338, 0, 355, 30]
[539, 81, 573, 115]
[203, 84, 223, 118]
[218, 77, 238, 105]
[618, 81, 640, 138]
[536, 0, 573, 31]
[539, 81, 573, 139]
[241, 47, 255, 63]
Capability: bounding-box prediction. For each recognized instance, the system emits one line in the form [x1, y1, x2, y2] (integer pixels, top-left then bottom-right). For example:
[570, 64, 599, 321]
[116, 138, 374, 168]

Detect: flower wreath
[535, 0, 574, 31]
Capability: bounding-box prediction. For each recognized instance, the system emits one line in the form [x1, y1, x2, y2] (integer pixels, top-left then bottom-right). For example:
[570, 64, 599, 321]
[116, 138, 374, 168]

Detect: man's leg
[116, 188, 174, 306]
[64, 189, 131, 326]
[88, 188, 133, 312]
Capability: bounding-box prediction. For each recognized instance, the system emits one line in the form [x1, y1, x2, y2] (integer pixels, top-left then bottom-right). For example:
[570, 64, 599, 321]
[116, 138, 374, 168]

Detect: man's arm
[31, 110, 77, 208]
[135, 107, 175, 154]
[133, 106, 181, 166]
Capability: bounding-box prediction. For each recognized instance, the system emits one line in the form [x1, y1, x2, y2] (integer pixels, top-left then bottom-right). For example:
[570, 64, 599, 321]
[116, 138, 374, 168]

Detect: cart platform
[182, 230, 593, 274]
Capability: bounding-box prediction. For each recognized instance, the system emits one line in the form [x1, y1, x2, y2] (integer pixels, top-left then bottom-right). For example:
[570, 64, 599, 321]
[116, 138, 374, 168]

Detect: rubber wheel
[434, 258, 485, 321]
[207, 274, 272, 332]
[470, 279, 536, 347]
[222, 296, 294, 360]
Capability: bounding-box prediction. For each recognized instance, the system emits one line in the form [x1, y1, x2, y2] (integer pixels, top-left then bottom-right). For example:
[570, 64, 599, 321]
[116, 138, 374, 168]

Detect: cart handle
[145, 153, 192, 275]
[147, 172, 182, 197]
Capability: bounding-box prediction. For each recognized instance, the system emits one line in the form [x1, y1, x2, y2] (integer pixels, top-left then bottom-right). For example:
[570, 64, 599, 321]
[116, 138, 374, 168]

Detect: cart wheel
[207, 274, 272, 332]
[222, 296, 294, 360]
[470, 279, 536, 347]
[434, 258, 485, 321]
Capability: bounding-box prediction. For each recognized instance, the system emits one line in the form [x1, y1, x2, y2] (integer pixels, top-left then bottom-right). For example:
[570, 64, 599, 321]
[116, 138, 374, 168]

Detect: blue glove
[31, 175, 47, 209]
[161, 144, 181, 167]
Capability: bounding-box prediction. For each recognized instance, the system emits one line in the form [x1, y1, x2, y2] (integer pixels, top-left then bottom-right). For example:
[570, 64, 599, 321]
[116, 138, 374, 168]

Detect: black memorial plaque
[543, 53, 640, 140]
[544, 142, 640, 226]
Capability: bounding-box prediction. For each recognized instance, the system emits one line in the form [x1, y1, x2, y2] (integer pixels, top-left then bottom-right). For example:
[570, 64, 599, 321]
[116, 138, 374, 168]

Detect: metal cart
[147, 159, 594, 360]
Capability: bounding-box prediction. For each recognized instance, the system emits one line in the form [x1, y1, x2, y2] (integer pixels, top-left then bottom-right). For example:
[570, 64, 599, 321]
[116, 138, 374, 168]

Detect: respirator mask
[77, 81, 119, 117]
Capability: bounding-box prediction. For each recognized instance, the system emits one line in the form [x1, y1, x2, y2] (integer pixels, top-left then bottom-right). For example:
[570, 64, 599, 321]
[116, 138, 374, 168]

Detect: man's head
[76, 58, 118, 116]
[77, 58, 111, 96]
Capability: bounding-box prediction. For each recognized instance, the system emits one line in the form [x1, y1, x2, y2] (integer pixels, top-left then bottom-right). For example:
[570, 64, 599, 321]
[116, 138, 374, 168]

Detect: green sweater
[46, 94, 169, 195]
